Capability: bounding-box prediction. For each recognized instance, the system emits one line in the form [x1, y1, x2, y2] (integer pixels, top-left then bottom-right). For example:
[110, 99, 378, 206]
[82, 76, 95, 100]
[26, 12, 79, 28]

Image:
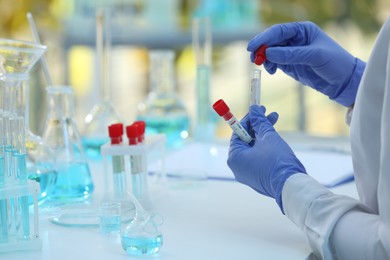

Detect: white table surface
[3, 141, 359, 260]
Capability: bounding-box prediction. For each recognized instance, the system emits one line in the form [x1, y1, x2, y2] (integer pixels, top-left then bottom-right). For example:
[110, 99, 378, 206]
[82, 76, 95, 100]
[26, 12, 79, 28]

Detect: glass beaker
[137, 50, 190, 148]
[82, 8, 122, 160]
[0, 38, 56, 201]
[42, 86, 94, 202]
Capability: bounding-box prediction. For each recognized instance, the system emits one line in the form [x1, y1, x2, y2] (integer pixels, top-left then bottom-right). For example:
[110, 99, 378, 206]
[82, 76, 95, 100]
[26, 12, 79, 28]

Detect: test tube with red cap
[134, 121, 146, 143]
[108, 123, 126, 199]
[126, 123, 148, 204]
[212, 99, 252, 143]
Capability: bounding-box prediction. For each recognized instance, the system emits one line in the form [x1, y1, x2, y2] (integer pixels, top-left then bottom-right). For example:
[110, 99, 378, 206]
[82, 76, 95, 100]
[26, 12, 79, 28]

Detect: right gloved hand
[247, 21, 366, 107]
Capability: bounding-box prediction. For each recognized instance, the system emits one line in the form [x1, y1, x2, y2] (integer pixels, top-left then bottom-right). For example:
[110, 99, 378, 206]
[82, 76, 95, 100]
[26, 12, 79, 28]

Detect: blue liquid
[138, 115, 189, 148]
[0, 156, 4, 185]
[99, 215, 121, 234]
[28, 170, 57, 201]
[49, 162, 94, 201]
[82, 137, 109, 160]
[121, 235, 163, 255]
[112, 156, 126, 199]
[12, 153, 30, 240]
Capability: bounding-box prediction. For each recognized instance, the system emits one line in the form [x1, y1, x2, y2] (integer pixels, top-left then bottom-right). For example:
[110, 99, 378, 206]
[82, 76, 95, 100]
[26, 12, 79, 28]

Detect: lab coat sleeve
[282, 174, 388, 259]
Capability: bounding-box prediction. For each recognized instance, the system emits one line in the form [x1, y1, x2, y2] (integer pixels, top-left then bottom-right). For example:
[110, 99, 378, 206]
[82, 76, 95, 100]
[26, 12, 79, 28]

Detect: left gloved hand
[227, 105, 307, 212]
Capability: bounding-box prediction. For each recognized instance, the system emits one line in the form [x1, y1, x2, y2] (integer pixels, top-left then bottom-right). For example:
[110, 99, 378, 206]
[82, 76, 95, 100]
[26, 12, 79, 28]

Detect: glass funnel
[82, 8, 122, 160]
[42, 86, 94, 203]
[137, 50, 190, 148]
[0, 38, 56, 201]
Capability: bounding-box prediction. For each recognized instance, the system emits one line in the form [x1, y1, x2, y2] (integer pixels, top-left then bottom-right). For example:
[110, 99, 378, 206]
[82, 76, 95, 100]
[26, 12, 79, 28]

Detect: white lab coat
[282, 18, 390, 259]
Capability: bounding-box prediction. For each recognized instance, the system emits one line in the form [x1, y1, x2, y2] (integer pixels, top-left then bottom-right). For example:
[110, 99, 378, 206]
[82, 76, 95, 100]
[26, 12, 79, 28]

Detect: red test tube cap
[134, 121, 146, 142]
[108, 123, 123, 144]
[212, 99, 230, 117]
[254, 45, 268, 65]
[126, 123, 139, 145]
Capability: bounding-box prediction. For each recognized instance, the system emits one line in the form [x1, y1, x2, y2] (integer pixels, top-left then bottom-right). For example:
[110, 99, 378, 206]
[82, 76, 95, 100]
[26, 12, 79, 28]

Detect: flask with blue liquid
[42, 86, 94, 203]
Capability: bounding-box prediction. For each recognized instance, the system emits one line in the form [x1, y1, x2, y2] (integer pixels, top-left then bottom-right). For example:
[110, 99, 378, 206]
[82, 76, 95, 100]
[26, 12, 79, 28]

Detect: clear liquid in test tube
[250, 69, 261, 106]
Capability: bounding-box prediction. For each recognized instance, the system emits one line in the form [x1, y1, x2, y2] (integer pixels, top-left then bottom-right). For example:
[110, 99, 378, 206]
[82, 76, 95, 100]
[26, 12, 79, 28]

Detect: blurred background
[0, 0, 387, 140]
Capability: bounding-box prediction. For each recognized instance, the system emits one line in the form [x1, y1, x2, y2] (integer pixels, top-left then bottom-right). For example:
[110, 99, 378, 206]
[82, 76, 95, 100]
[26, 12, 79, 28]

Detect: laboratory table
[3, 140, 358, 260]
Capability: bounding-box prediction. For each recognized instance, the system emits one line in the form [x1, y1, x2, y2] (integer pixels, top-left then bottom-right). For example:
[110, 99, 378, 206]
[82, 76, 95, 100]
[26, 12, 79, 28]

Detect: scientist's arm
[247, 22, 366, 107]
[283, 174, 389, 259]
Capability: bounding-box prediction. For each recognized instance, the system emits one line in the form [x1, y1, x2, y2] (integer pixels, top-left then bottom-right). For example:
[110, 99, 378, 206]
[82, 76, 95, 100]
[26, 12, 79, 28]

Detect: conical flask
[82, 8, 122, 159]
[42, 86, 94, 202]
[137, 50, 190, 148]
[0, 38, 56, 201]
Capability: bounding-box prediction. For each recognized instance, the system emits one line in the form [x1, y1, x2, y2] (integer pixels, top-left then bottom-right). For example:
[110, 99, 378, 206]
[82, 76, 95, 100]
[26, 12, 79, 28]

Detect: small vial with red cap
[212, 99, 252, 143]
[108, 123, 126, 199]
[126, 122, 149, 205]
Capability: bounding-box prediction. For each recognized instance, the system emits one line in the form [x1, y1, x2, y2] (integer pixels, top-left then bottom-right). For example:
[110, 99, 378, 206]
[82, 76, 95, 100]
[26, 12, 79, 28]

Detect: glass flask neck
[46, 86, 75, 119]
[149, 50, 176, 94]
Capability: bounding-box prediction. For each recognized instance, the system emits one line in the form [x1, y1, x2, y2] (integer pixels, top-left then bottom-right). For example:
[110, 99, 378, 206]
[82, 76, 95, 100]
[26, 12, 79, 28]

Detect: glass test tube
[126, 124, 148, 205]
[11, 116, 30, 240]
[212, 99, 252, 143]
[3, 112, 16, 240]
[0, 116, 7, 242]
[250, 69, 261, 106]
[108, 123, 126, 199]
[192, 17, 214, 141]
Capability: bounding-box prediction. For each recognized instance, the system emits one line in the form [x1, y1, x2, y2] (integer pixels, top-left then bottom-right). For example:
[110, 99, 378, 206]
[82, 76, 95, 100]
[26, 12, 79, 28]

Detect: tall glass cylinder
[82, 8, 122, 159]
[42, 86, 94, 203]
[192, 17, 215, 141]
[137, 50, 190, 148]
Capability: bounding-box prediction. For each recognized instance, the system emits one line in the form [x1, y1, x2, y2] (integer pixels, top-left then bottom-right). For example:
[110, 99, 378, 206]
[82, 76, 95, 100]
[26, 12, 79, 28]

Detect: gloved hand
[227, 105, 307, 212]
[247, 21, 366, 107]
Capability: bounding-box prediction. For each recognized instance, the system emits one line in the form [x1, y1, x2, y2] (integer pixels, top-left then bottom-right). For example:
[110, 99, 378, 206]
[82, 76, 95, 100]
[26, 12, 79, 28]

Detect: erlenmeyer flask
[0, 38, 56, 201]
[42, 86, 94, 202]
[82, 8, 122, 159]
[137, 50, 190, 148]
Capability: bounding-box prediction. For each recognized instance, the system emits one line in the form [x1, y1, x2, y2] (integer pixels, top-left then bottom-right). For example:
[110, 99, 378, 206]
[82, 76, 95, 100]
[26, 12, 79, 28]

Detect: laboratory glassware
[0, 115, 42, 251]
[82, 8, 122, 159]
[99, 201, 121, 234]
[126, 123, 149, 205]
[0, 38, 56, 202]
[192, 17, 215, 141]
[213, 99, 252, 143]
[42, 86, 94, 202]
[121, 193, 163, 255]
[108, 123, 126, 199]
[250, 69, 261, 106]
[137, 50, 190, 148]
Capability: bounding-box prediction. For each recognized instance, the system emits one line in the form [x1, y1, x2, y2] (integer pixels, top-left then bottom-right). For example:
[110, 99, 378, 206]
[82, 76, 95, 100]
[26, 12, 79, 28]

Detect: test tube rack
[101, 134, 166, 207]
[0, 181, 42, 253]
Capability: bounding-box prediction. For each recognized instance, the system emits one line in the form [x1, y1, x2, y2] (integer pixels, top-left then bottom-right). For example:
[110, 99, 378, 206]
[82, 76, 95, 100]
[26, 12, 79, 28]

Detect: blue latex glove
[247, 21, 366, 107]
[227, 105, 307, 212]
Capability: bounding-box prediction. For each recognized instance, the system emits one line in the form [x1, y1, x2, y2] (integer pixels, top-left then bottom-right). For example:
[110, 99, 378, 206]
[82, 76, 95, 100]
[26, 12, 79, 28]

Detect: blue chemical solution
[49, 162, 94, 201]
[28, 169, 57, 202]
[112, 155, 126, 199]
[121, 235, 163, 255]
[138, 115, 189, 148]
[82, 137, 109, 160]
[12, 153, 30, 240]
[0, 155, 7, 242]
[99, 215, 121, 234]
